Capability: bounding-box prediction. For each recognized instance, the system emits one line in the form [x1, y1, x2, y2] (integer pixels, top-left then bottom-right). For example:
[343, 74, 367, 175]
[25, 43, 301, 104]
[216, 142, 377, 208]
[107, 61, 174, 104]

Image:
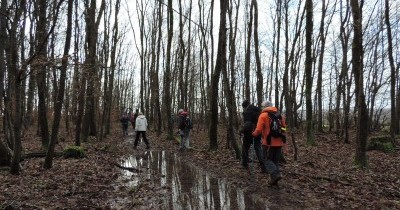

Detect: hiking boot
[268, 174, 282, 186]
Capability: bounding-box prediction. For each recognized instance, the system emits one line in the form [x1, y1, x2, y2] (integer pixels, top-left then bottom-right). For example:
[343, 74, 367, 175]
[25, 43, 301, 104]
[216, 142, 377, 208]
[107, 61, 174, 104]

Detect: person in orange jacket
[252, 100, 287, 186]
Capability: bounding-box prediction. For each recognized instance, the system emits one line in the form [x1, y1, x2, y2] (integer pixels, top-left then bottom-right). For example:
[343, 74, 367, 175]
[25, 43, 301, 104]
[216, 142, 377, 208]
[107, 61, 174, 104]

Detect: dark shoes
[268, 174, 282, 186]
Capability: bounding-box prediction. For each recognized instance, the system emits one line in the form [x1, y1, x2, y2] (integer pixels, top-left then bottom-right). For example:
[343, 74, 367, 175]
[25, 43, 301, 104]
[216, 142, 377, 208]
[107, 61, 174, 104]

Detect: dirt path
[1, 128, 399, 209]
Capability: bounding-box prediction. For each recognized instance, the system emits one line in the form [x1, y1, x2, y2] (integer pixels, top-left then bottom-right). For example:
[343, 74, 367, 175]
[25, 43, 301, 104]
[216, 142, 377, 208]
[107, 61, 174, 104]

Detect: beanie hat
[261, 101, 272, 108]
[178, 109, 184, 114]
[242, 100, 250, 108]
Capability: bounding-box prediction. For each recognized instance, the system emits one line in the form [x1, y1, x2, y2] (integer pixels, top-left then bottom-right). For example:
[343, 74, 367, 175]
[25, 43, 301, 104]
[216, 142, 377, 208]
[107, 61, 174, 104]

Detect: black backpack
[185, 117, 193, 129]
[267, 112, 286, 144]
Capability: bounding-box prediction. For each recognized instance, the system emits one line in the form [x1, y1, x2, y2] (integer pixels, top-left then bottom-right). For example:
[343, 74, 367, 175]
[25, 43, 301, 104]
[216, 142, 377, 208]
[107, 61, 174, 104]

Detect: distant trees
[0, 0, 399, 173]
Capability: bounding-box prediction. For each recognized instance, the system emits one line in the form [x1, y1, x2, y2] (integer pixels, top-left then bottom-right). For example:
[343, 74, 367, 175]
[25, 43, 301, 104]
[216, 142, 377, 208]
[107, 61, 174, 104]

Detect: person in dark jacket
[177, 109, 190, 151]
[120, 112, 130, 136]
[241, 100, 266, 173]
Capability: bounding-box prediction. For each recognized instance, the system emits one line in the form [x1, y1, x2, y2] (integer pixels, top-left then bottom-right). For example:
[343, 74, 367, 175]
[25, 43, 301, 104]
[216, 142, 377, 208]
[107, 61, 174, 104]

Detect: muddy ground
[0, 125, 399, 209]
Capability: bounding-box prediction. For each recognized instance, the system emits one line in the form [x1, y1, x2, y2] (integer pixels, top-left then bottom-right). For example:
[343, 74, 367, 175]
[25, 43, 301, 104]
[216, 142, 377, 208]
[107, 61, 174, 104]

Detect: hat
[178, 109, 184, 114]
[261, 101, 272, 108]
[242, 100, 250, 108]
[138, 112, 143, 115]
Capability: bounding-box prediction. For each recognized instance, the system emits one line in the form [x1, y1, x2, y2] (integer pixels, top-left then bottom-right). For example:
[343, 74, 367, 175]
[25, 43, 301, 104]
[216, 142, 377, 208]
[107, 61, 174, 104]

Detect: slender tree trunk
[385, 0, 398, 144]
[350, 0, 368, 168]
[305, 0, 315, 145]
[244, 1, 253, 101]
[209, 0, 228, 150]
[35, 0, 50, 148]
[316, 0, 327, 132]
[253, 0, 263, 105]
[163, 0, 174, 140]
[82, 0, 104, 141]
[9, 0, 27, 175]
[44, 0, 72, 169]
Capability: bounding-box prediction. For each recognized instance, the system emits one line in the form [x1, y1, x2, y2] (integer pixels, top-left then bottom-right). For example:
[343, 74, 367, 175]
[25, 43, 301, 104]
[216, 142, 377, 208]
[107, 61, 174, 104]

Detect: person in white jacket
[134, 112, 150, 149]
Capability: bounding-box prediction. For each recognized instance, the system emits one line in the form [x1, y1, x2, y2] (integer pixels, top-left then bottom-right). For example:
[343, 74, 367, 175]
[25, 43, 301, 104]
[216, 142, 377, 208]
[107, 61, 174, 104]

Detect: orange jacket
[252, 106, 286, 146]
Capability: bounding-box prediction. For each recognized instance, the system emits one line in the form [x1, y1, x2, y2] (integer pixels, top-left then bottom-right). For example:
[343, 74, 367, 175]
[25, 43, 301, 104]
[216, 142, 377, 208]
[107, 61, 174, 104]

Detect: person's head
[178, 109, 184, 115]
[261, 100, 272, 108]
[242, 100, 250, 108]
[139, 112, 143, 115]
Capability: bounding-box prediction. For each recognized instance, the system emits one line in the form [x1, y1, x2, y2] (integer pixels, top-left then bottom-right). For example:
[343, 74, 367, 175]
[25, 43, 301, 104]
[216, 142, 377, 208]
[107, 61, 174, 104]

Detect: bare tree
[385, 0, 398, 145]
[81, 0, 105, 141]
[163, 0, 174, 140]
[350, 0, 368, 168]
[209, 0, 228, 150]
[305, 0, 315, 145]
[44, 0, 73, 169]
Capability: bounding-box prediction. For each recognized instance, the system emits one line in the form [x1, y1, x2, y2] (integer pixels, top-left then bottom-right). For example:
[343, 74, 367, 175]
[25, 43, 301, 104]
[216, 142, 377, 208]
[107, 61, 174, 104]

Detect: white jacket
[135, 115, 148, 131]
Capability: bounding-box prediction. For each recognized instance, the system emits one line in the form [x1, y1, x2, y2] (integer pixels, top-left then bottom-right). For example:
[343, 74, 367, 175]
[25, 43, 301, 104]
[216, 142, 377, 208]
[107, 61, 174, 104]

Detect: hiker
[130, 109, 139, 130]
[134, 112, 150, 149]
[120, 112, 130, 136]
[240, 100, 266, 173]
[184, 112, 193, 148]
[177, 109, 191, 151]
[252, 101, 287, 186]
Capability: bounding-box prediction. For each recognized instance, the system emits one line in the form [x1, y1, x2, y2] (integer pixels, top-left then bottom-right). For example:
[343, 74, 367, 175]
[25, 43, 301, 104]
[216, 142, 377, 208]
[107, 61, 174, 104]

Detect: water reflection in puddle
[119, 151, 268, 210]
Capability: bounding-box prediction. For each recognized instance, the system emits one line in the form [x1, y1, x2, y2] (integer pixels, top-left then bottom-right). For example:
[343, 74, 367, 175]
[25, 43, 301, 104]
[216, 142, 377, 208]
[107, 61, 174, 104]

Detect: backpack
[185, 117, 193, 129]
[267, 112, 286, 144]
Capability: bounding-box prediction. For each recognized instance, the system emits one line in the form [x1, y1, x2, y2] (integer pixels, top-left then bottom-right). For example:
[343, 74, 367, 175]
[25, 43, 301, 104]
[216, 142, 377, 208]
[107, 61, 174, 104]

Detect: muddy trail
[1, 128, 399, 209]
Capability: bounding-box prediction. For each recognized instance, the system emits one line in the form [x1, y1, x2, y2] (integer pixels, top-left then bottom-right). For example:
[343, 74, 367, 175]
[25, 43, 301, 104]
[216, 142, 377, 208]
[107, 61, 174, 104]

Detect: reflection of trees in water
[119, 151, 267, 209]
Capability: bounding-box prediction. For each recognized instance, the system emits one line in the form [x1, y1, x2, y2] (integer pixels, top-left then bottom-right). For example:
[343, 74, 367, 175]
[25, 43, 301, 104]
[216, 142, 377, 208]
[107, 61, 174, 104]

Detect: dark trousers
[122, 123, 128, 135]
[242, 133, 265, 171]
[134, 131, 149, 147]
[262, 146, 282, 176]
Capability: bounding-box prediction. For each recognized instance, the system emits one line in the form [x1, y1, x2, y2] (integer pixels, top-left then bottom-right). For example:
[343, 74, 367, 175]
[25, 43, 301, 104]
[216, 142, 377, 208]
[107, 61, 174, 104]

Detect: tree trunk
[316, 0, 327, 132]
[209, 0, 228, 150]
[163, 0, 174, 140]
[35, 0, 50, 148]
[305, 0, 315, 145]
[385, 0, 398, 144]
[253, 0, 263, 106]
[9, 0, 27, 175]
[44, 0, 72, 169]
[350, 0, 368, 168]
[244, 1, 253, 101]
[82, 0, 104, 141]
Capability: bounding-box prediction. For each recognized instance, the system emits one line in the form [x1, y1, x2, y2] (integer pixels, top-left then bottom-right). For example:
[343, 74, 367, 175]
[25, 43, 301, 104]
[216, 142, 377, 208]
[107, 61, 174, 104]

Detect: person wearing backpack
[184, 113, 193, 148]
[120, 112, 130, 136]
[130, 109, 139, 130]
[240, 100, 266, 173]
[177, 109, 191, 151]
[252, 101, 287, 186]
[134, 112, 150, 149]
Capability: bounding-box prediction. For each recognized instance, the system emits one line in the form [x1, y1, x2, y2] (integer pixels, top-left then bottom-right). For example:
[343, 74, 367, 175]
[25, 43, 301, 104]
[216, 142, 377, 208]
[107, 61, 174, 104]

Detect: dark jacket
[241, 104, 261, 133]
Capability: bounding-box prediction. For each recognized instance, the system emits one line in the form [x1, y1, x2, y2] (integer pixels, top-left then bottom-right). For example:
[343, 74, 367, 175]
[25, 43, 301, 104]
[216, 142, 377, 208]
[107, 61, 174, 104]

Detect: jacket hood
[138, 115, 146, 119]
[262, 106, 278, 113]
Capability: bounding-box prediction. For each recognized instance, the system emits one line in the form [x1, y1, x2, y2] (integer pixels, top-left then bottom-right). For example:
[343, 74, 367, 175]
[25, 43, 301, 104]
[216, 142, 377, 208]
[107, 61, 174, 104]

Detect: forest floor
[0, 124, 399, 210]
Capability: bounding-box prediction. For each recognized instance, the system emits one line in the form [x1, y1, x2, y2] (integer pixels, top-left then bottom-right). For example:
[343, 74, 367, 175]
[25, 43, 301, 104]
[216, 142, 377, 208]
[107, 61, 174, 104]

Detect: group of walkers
[120, 108, 150, 149]
[120, 100, 285, 185]
[240, 100, 287, 186]
[120, 107, 193, 151]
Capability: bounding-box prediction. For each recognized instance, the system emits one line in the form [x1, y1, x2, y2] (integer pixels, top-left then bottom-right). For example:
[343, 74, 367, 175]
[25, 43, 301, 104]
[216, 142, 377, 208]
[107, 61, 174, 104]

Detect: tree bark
[350, 0, 368, 168]
[163, 0, 174, 140]
[209, 0, 228, 150]
[385, 0, 398, 144]
[44, 0, 72, 169]
[305, 0, 315, 145]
